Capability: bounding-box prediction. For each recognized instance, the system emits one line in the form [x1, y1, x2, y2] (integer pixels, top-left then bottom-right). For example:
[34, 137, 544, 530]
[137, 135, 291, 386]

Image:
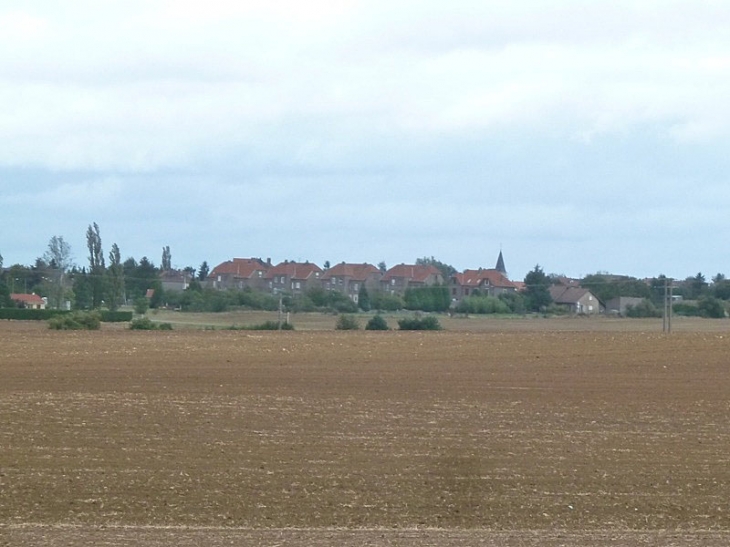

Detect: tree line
[2, 226, 730, 317]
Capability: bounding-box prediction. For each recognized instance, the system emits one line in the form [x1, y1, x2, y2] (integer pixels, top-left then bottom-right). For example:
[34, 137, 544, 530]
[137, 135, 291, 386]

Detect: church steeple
[495, 250, 507, 276]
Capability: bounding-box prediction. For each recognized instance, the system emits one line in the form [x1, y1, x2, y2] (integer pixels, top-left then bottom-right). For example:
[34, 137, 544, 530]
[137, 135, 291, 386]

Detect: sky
[2, 1, 729, 281]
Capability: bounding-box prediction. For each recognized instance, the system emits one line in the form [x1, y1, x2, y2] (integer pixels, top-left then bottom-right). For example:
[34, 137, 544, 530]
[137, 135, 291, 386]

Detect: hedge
[0, 308, 132, 322]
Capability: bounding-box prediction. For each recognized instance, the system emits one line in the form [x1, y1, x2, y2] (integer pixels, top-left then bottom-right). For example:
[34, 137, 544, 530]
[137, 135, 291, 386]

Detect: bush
[48, 311, 101, 330]
[397, 315, 442, 330]
[625, 299, 661, 318]
[227, 321, 294, 331]
[129, 317, 157, 330]
[698, 296, 726, 318]
[370, 291, 404, 311]
[335, 314, 360, 330]
[134, 297, 149, 315]
[455, 295, 511, 315]
[99, 310, 134, 322]
[365, 314, 389, 330]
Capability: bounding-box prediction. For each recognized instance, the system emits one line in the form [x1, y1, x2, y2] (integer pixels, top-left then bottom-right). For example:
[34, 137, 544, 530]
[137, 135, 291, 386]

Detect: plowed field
[2, 320, 730, 545]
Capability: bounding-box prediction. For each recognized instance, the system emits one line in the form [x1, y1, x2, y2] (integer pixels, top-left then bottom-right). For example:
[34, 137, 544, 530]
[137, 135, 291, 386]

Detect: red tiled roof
[265, 261, 323, 280]
[452, 269, 517, 289]
[10, 293, 45, 305]
[321, 263, 380, 281]
[209, 258, 269, 279]
[382, 264, 441, 283]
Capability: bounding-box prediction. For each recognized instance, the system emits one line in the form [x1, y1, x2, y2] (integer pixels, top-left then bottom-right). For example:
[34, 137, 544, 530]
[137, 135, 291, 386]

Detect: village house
[159, 269, 193, 292]
[380, 264, 443, 295]
[10, 293, 46, 309]
[549, 285, 603, 315]
[320, 263, 382, 304]
[206, 258, 271, 291]
[266, 261, 323, 295]
[450, 268, 518, 302]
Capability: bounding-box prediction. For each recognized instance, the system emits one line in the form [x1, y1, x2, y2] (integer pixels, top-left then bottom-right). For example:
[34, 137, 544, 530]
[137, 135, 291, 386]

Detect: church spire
[495, 250, 506, 275]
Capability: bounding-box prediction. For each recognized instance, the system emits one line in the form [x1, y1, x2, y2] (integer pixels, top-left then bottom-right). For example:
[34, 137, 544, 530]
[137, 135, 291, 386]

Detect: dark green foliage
[712, 278, 730, 300]
[134, 297, 149, 315]
[48, 311, 101, 330]
[358, 286, 371, 311]
[698, 296, 726, 318]
[415, 256, 457, 279]
[99, 310, 133, 322]
[335, 314, 360, 330]
[625, 299, 661, 318]
[0, 308, 65, 320]
[198, 261, 209, 281]
[0, 279, 10, 308]
[581, 273, 652, 304]
[368, 291, 404, 311]
[226, 321, 294, 331]
[683, 272, 709, 300]
[149, 281, 164, 309]
[129, 317, 173, 330]
[106, 243, 124, 311]
[397, 315, 442, 330]
[404, 286, 450, 312]
[670, 298, 725, 318]
[71, 267, 92, 310]
[123, 256, 158, 302]
[524, 265, 552, 312]
[498, 291, 526, 314]
[129, 317, 156, 330]
[455, 295, 511, 314]
[0, 308, 130, 322]
[365, 314, 389, 330]
[86, 222, 105, 308]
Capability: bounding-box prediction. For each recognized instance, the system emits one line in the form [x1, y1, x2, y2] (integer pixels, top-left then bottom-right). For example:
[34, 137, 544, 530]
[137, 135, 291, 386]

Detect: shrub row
[48, 311, 101, 330]
[1, 308, 132, 322]
[129, 317, 173, 330]
[397, 316, 442, 330]
[225, 321, 295, 331]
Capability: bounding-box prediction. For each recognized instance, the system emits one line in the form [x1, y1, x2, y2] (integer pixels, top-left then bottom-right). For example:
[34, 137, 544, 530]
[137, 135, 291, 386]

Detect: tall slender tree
[198, 261, 209, 281]
[161, 246, 172, 271]
[42, 236, 73, 309]
[86, 222, 106, 308]
[107, 243, 125, 311]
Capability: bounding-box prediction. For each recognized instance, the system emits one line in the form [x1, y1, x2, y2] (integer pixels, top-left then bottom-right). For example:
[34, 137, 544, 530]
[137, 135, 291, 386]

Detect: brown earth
[2, 319, 730, 545]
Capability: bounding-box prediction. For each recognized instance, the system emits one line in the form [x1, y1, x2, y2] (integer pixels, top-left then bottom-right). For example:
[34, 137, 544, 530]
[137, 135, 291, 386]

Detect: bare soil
[2, 319, 730, 545]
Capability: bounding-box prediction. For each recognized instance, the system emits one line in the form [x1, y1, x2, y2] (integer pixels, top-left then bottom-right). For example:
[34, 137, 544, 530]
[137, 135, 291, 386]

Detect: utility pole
[663, 277, 673, 334]
[663, 277, 667, 332]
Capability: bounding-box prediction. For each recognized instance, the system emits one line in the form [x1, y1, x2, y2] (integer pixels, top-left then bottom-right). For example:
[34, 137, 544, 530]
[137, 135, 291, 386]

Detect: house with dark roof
[320, 263, 382, 304]
[159, 269, 193, 292]
[380, 264, 443, 295]
[207, 258, 271, 291]
[450, 269, 518, 302]
[265, 261, 323, 295]
[549, 285, 603, 315]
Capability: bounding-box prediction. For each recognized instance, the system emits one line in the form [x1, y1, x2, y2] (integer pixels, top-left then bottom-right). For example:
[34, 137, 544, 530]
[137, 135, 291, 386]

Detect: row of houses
[161, 252, 520, 306]
[164, 252, 637, 314]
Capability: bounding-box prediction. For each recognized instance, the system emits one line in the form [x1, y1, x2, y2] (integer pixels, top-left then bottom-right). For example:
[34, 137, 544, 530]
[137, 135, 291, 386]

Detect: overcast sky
[2, 1, 729, 280]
